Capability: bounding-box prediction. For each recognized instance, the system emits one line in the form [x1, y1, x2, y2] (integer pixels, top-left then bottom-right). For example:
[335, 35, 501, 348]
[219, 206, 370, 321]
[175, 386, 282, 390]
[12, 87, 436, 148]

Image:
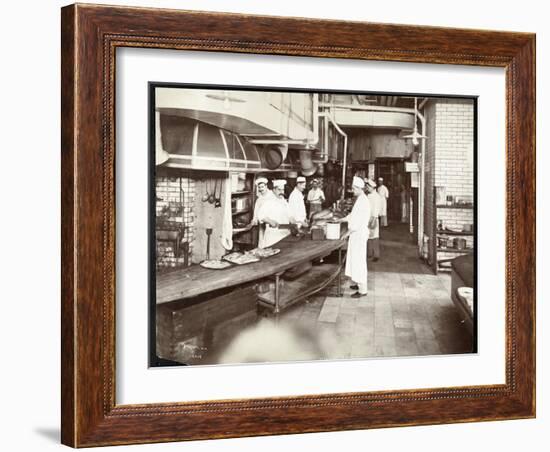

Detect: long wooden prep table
[156, 234, 347, 305]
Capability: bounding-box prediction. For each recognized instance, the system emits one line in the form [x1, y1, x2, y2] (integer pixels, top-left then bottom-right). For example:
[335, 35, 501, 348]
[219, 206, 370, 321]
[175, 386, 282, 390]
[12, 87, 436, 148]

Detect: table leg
[274, 273, 281, 314]
[337, 248, 343, 297]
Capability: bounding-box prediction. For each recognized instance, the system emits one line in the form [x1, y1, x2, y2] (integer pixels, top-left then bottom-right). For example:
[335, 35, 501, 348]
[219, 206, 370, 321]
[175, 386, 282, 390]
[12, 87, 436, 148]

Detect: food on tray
[200, 259, 232, 270]
[311, 209, 333, 221]
[222, 252, 260, 265]
[247, 247, 281, 258]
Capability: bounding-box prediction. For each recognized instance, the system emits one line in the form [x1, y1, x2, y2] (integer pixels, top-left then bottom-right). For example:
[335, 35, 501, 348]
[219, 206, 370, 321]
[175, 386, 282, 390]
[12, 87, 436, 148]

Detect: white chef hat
[366, 178, 377, 188]
[255, 177, 268, 185]
[273, 179, 287, 188]
[296, 176, 306, 183]
[352, 176, 365, 189]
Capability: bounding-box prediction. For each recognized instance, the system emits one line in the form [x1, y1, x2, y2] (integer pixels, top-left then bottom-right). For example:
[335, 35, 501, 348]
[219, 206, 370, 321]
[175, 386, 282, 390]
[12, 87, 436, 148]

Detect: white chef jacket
[307, 187, 325, 205]
[252, 190, 276, 248]
[344, 192, 370, 287]
[252, 189, 275, 224]
[377, 185, 389, 217]
[367, 191, 382, 239]
[288, 187, 307, 224]
[257, 195, 291, 248]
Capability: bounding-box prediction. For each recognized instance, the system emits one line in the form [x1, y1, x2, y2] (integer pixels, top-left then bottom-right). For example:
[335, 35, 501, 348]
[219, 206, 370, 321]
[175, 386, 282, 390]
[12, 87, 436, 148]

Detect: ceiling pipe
[416, 107, 427, 256]
[311, 111, 346, 164]
[317, 112, 348, 193]
[243, 97, 431, 201]
[246, 95, 349, 183]
[319, 102, 417, 115]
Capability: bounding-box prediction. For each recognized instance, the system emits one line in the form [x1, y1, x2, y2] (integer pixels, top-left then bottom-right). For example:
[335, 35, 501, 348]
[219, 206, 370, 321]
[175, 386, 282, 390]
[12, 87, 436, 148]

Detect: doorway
[375, 158, 408, 223]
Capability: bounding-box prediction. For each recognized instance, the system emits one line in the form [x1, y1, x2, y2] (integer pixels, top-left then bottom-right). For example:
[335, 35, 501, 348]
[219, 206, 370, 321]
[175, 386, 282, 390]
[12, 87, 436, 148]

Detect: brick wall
[424, 99, 475, 269]
[155, 168, 196, 270]
[434, 99, 474, 203]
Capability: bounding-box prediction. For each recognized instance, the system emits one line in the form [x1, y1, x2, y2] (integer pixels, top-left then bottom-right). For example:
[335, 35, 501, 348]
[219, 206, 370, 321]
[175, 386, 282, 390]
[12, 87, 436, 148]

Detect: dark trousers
[367, 238, 380, 259]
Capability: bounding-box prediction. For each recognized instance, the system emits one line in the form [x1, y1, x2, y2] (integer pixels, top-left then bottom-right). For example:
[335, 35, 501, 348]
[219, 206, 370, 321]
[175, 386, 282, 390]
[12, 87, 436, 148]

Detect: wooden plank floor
[269, 224, 473, 360]
[191, 223, 474, 364]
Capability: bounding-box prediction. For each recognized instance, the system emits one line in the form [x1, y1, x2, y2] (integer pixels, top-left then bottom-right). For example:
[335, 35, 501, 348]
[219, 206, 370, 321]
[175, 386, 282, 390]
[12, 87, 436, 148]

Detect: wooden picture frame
[61, 3, 535, 447]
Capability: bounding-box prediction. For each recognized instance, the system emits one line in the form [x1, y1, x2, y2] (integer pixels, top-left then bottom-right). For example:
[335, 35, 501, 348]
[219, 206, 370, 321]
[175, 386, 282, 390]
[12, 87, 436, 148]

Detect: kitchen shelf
[436, 204, 474, 209]
[436, 247, 473, 253]
[437, 230, 474, 236]
[232, 226, 252, 235]
[232, 209, 250, 216]
[232, 239, 252, 245]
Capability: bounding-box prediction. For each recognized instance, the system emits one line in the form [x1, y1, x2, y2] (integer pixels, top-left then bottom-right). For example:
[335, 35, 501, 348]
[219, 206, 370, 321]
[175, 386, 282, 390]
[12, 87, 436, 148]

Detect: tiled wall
[425, 99, 475, 269]
[155, 169, 196, 270]
[434, 99, 474, 202]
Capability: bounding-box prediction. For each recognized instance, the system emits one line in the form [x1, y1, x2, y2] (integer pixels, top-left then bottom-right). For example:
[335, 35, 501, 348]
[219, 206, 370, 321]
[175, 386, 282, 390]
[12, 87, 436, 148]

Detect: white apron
[367, 191, 382, 239]
[377, 185, 389, 217]
[288, 188, 307, 224]
[253, 190, 276, 248]
[258, 195, 291, 248]
[344, 193, 370, 286]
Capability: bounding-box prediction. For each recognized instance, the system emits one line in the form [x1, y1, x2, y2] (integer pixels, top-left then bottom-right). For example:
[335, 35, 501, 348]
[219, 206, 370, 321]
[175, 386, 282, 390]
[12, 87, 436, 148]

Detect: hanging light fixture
[403, 97, 427, 147]
[205, 91, 247, 110]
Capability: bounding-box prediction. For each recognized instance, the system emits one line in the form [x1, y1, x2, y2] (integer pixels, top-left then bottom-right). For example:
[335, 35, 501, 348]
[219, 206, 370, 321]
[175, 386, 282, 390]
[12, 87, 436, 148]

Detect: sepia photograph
[151, 85, 477, 367]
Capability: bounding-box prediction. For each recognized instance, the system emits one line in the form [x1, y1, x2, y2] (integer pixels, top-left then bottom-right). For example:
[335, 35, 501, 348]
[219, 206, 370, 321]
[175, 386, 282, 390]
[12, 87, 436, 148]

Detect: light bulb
[412, 136, 419, 147]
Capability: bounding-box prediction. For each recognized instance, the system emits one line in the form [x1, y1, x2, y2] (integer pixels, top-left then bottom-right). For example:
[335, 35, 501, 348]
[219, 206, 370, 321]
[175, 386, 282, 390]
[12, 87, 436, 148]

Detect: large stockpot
[326, 221, 341, 240]
[453, 237, 467, 250]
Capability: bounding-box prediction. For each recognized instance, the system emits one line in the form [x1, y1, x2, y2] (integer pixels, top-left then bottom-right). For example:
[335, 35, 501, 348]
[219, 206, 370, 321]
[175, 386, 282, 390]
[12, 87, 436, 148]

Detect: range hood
[156, 113, 303, 173]
[156, 113, 262, 171]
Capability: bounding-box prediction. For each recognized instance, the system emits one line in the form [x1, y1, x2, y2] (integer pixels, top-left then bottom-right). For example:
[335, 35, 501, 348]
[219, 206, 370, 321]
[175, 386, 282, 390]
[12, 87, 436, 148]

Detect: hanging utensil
[214, 177, 222, 208]
[205, 228, 213, 260]
[201, 178, 210, 203]
[208, 178, 216, 204]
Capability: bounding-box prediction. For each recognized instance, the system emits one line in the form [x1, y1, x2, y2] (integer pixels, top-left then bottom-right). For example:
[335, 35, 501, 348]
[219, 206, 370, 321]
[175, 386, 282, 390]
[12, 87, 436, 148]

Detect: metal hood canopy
[156, 113, 304, 173]
[156, 113, 262, 171]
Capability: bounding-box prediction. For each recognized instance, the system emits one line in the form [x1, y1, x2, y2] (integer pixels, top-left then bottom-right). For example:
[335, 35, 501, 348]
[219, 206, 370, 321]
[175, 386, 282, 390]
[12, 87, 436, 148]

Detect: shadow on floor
[34, 427, 59, 443]
[372, 222, 432, 275]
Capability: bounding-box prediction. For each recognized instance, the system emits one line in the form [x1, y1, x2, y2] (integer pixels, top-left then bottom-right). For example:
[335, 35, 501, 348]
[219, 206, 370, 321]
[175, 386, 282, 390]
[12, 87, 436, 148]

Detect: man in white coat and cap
[377, 177, 389, 227]
[257, 179, 293, 248]
[250, 176, 276, 248]
[338, 176, 371, 298]
[365, 178, 382, 261]
[288, 176, 308, 227]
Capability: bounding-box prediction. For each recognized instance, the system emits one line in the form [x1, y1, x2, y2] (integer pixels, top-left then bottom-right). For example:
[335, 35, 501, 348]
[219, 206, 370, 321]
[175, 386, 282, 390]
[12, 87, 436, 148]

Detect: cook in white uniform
[365, 178, 382, 261]
[257, 179, 292, 248]
[250, 177, 276, 247]
[377, 177, 389, 227]
[288, 176, 308, 227]
[338, 176, 371, 298]
[306, 179, 325, 216]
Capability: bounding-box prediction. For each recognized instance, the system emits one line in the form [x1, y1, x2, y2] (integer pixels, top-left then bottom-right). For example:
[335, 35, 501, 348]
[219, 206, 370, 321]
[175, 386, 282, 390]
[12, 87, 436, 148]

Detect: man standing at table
[337, 176, 371, 298]
[250, 177, 276, 248]
[288, 176, 308, 227]
[365, 179, 382, 261]
[377, 177, 389, 227]
[306, 178, 325, 216]
[257, 179, 293, 248]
